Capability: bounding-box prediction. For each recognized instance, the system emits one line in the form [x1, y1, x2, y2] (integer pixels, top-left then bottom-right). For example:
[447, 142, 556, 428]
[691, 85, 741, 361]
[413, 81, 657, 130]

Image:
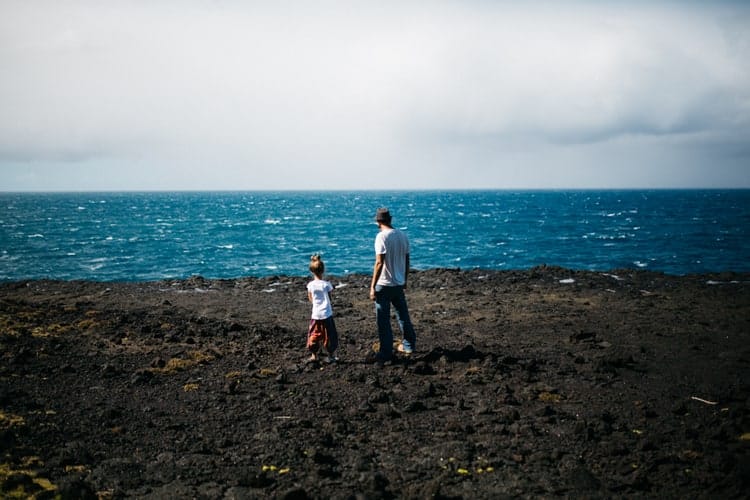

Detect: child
[306, 254, 339, 363]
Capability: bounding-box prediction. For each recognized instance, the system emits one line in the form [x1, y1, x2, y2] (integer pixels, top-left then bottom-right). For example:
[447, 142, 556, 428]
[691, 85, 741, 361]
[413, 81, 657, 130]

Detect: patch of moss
[0, 312, 36, 337]
[75, 318, 101, 331]
[64, 465, 89, 474]
[150, 350, 215, 374]
[0, 411, 25, 429]
[162, 358, 192, 372]
[31, 323, 72, 338]
[20, 457, 43, 469]
[538, 391, 563, 403]
[0, 461, 58, 499]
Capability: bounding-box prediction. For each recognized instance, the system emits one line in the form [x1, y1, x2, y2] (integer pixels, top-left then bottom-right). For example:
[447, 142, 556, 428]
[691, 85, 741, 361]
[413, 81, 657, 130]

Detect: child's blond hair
[309, 254, 325, 277]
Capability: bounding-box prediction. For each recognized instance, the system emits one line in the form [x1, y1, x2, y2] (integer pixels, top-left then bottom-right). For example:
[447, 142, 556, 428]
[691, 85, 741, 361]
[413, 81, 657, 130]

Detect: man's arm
[404, 253, 410, 289]
[370, 253, 385, 300]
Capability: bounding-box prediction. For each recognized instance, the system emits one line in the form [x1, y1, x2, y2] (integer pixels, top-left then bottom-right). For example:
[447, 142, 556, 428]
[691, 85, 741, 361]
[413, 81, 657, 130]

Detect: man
[368, 207, 417, 363]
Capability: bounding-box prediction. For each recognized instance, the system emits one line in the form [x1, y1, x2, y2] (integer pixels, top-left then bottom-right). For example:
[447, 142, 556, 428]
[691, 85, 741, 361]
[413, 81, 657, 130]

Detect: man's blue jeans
[374, 285, 416, 359]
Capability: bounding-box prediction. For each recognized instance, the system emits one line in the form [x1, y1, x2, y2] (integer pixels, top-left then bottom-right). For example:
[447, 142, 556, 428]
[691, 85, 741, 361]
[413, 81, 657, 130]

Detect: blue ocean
[1, 190, 748, 281]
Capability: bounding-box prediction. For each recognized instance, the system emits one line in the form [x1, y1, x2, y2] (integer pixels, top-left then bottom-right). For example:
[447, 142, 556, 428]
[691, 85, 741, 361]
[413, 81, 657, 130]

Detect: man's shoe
[364, 352, 387, 365]
[397, 343, 413, 355]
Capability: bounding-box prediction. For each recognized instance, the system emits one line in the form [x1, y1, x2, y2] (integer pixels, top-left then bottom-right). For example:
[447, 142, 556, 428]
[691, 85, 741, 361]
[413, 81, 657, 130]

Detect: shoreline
[1, 266, 749, 497]
[4, 264, 750, 284]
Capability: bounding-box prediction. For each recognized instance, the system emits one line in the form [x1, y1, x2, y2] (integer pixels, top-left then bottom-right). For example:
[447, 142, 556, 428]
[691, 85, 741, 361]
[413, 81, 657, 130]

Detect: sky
[1, 1, 749, 191]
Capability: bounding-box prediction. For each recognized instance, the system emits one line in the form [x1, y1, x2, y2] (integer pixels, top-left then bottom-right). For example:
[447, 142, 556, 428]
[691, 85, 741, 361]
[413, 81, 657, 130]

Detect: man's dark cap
[375, 208, 392, 223]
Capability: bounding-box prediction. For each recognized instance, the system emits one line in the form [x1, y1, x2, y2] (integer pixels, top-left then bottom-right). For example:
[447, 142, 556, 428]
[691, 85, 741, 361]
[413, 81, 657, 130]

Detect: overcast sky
[1, 1, 749, 191]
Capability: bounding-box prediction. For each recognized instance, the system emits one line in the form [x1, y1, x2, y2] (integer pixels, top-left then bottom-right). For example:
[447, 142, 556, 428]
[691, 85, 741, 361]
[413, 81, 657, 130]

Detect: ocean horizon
[2, 189, 749, 281]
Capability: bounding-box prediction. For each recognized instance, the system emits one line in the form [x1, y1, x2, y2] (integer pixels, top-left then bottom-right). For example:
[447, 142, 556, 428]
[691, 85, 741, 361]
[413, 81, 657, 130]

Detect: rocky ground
[1, 267, 749, 499]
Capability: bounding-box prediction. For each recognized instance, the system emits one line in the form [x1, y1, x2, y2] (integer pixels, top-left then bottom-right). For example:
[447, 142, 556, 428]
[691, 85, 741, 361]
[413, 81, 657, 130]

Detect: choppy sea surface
[1, 190, 748, 281]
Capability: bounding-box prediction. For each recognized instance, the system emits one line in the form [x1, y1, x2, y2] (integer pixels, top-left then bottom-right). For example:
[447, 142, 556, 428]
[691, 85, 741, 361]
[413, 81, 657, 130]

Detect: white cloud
[406, 4, 750, 142]
[1, 1, 748, 190]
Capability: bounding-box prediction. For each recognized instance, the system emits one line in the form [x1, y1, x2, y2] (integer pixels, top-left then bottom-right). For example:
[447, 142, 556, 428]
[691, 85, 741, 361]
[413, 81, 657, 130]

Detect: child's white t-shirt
[307, 279, 333, 319]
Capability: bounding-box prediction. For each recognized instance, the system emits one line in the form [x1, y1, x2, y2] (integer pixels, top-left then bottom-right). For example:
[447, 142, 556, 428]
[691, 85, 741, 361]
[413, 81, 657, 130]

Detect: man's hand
[370, 254, 385, 301]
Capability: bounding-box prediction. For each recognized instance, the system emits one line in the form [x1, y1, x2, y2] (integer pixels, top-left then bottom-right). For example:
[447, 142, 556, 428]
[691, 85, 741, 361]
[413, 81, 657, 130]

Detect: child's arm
[307, 291, 313, 302]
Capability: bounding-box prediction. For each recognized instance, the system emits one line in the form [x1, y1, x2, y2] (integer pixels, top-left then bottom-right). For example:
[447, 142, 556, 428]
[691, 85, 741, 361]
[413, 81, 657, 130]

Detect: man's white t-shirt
[307, 279, 333, 319]
[375, 228, 410, 286]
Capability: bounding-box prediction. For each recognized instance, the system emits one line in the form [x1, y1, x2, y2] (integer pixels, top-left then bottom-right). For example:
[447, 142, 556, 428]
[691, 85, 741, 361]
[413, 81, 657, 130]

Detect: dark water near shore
[1, 190, 748, 281]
